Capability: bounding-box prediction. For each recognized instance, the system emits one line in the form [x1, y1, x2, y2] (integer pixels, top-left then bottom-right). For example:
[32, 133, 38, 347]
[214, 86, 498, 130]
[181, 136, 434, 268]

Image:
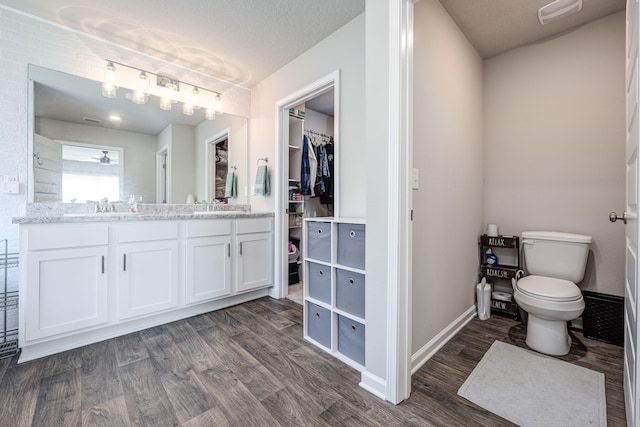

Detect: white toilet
[514, 231, 592, 356]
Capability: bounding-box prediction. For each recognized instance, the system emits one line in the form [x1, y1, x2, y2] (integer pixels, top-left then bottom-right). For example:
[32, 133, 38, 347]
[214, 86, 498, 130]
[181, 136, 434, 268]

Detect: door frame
[204, 129, 231, 202]
[272, 70, 340, 300]
[156, 146, 169, 203]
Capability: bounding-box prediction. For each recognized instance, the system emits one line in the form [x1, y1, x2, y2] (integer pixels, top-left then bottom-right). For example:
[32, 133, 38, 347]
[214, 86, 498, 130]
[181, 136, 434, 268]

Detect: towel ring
[230, 165, 237, 170]
[257, 157, 269, 165]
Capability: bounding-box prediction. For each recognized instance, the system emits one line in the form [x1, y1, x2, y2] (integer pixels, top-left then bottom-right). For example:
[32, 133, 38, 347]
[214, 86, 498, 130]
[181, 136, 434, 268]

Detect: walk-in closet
[286, 89, 335, 304]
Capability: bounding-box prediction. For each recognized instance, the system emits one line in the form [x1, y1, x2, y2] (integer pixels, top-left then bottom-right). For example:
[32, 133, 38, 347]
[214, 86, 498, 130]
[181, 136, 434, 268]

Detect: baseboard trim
[359, 370, 387, 400]
[411, 305, 476, 374]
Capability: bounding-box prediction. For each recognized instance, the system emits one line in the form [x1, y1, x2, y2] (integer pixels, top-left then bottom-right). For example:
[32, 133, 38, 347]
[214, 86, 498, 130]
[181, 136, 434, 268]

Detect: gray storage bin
[307, 302, 331, 349]
[338, 315, 365, 365]
[337, 223, 365, 269]
[308, 262, 331, 304]
[335, 268, 365, 318]
[307, 221, 332, 262]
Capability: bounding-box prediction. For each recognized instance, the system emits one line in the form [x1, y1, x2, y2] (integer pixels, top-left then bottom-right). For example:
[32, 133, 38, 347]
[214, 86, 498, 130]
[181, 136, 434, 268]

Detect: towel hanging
[224, 170, 236, 198]
[254, 164, 270, 196]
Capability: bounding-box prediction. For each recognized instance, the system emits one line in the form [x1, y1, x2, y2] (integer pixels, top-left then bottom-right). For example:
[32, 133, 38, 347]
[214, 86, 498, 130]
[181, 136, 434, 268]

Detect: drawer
[337, 223, 365, 269]
[338, 315, 365, 366]
[308, 262, 331, 304]
[307, 221, 331, 262]
[335, 268, 365, 318]
[186, 219, 232, 238]
[27, 224, 108, 250]
[236, 217, 272, 234]
[118, 221, 178, 243]
[306, 301, 331, 349]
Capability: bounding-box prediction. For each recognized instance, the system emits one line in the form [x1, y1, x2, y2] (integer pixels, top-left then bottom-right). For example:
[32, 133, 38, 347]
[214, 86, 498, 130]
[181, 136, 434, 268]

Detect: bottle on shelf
[485, 248, 498, 266]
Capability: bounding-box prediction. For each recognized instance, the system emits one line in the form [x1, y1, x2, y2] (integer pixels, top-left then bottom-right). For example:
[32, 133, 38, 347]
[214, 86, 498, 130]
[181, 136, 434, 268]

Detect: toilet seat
[517, 275, 582, 302]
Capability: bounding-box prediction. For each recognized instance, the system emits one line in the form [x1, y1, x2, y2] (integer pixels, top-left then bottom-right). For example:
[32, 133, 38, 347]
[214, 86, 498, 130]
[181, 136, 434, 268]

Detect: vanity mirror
[28, 64, 248, 205]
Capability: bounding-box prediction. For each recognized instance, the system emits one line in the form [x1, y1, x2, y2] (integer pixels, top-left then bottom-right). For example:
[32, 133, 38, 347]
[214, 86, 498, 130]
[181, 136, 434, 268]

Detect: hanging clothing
[308, 137, 318, 197]
[301, 135, 312, 196]
[319, 138, 334, 205]
[314, 143, 330, 195]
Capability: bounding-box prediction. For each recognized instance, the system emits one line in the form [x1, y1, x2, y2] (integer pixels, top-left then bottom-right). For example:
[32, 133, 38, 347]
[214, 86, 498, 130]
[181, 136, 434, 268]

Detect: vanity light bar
[101, 60, 223, 119]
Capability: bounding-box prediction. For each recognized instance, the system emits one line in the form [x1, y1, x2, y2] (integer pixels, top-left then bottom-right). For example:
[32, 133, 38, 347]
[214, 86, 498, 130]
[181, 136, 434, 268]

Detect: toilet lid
[517, 275, 582, 302]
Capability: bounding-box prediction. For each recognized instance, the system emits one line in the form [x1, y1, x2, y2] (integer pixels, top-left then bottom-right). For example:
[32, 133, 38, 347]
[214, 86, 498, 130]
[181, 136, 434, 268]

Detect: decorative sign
[480, 235, 518, 248]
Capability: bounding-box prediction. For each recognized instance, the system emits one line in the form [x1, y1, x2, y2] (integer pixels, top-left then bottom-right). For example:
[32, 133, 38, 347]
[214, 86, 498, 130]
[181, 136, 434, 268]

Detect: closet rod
[304, 129, 333, 140]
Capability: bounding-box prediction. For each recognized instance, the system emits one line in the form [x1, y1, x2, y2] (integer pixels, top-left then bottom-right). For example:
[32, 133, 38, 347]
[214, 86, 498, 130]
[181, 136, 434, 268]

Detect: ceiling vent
[538, 0, 583, 25]
[82, 116, 103, 124]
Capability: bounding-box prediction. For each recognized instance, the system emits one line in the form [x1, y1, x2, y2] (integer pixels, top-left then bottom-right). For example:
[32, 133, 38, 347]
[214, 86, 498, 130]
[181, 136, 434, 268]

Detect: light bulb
[132, 90, 148, 105]
[102, 82, 117, 98]
[205, 107, 216, 120]
[191, 87, 201, 109]
[137, 71, 149, 94]
[160, 97, 172, 110]
[102, 61, 117, 98]
[214, 94, 223, 114]
[183, 103, 194, 116]
[104, 62, 117, 85]
[166, 82, 178, 103]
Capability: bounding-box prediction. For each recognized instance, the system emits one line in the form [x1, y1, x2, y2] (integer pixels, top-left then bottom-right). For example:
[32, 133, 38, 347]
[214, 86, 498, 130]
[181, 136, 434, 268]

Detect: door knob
[609, 211, 628, 224]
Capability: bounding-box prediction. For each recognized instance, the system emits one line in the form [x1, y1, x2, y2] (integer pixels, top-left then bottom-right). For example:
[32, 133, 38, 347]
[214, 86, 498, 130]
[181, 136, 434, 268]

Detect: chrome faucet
[96, 198, 111, 213]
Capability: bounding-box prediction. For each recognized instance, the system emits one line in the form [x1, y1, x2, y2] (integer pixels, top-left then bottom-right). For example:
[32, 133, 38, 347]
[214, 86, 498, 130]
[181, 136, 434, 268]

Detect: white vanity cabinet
[117, 222, 180, 319]
[235, 218, 273, 293]
[23, 225, 109, 341]
[17, 214, 274, 362]
[185, 220, 232, 304]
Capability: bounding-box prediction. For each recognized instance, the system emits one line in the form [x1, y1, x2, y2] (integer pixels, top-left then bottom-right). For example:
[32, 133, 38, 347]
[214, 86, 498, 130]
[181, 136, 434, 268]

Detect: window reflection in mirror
[61, 143, 122, 202]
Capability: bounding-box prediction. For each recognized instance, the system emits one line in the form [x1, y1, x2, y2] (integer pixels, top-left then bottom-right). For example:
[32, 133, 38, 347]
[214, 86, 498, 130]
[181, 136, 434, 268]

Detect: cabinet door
[185, 235, 232, 304]
[118, 240, 179, 320]
[25, 247, 108, 341]
[236, 232, 273, 293]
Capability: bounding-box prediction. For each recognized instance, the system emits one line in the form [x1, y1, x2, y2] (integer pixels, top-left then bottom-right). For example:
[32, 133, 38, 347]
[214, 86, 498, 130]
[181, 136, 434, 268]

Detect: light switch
[3, 181, 19, 194]
[412, 168, 419, 190]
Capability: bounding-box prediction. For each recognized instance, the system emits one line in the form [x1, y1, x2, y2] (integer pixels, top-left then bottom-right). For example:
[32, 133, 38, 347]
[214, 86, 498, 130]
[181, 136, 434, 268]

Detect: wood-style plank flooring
[0, 297, 625, 426]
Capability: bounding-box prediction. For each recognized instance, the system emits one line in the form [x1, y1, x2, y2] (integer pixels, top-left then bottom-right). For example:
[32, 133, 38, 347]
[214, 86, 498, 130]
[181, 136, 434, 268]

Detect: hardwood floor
[0, 298, 625, 426]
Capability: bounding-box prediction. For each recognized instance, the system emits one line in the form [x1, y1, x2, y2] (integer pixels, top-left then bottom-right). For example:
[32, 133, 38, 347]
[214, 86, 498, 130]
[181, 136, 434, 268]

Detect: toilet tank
[522, 231, 592, 283]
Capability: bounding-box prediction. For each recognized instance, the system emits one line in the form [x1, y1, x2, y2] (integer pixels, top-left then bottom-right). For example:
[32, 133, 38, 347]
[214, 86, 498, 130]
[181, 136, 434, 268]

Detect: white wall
[170, 123, 196, 204]
[249, 13, 365, 216]
[364, 0, 390, 388]
[36, 118, 157, 202]
[412, 0, 484, 354]
[0, 5, 250, 251]
[195, 114, 248, 204]
[484, 12, 626, 296]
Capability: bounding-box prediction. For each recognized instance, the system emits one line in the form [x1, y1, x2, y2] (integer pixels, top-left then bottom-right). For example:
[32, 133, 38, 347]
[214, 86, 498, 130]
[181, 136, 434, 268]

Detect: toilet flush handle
[522, 239, 535, 245]
[609, 211, 628, 224]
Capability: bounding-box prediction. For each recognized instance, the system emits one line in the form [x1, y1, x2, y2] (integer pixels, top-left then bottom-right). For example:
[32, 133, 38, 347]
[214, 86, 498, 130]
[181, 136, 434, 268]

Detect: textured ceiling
[438, 0, 626, 59]
[0, 0, 365, 87]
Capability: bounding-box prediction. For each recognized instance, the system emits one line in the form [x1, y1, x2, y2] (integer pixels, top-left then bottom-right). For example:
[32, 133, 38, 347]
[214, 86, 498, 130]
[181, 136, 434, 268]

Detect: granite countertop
[13, 211, 274, 224]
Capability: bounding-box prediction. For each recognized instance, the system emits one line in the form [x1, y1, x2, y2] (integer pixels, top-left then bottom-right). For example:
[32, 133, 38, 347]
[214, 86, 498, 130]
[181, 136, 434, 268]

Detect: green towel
[254, 164, 270, 196]
[224, 171, 236, 198]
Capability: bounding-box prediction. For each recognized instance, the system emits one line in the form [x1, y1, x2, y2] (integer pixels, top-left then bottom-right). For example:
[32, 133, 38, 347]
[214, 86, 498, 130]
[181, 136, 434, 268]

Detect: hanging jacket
[301, 135, 312, 195]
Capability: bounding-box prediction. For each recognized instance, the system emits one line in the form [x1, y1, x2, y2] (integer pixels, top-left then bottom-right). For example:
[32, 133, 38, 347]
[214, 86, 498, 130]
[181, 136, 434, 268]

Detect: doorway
[205, 130, 230, 202]
[275, 71, 340, 302]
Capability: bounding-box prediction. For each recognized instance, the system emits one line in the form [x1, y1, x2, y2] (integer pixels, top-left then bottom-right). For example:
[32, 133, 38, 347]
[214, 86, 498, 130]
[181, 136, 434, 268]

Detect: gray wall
[412, 0, 484, 354]
[484, 12, 626, 296]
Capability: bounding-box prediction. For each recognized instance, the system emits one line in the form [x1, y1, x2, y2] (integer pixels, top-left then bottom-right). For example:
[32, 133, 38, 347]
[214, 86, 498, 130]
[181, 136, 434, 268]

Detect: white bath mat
[458, 340, 606, 427]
